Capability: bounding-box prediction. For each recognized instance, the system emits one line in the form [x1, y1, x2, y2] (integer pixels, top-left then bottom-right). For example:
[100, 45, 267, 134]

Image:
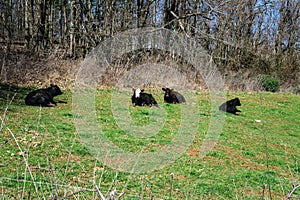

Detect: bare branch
[7, 127, 40, 198]
[286, 182, 300, 200]
[95, 185, 107, 200]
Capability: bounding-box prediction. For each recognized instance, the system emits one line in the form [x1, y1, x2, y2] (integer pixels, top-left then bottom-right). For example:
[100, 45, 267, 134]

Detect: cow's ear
[50, 84, 54, 87]
[141, 89, 144, 92]
[132, 88, 135, 92]
[162, 88, 166, 91]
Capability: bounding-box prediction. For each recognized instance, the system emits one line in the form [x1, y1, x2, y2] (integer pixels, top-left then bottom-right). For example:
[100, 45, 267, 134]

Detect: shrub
[260, 74, 280, 92]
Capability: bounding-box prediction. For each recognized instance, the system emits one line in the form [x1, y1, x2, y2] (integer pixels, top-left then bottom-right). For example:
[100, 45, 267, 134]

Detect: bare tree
[0, 0, 298, 87]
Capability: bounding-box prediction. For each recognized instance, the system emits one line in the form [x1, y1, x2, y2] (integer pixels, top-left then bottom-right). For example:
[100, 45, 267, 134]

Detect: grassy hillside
[0, 84, 299, 199]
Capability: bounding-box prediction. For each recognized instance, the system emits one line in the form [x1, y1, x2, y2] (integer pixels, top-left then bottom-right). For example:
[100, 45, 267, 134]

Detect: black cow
[219, 97, 241, 115]
[25, 84, 63, 107]
[162, 88, 186, 104]
[131, 88, 158, 107]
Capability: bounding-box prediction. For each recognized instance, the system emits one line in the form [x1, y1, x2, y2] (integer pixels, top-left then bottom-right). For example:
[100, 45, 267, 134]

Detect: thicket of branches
[0, 0, 299, 89]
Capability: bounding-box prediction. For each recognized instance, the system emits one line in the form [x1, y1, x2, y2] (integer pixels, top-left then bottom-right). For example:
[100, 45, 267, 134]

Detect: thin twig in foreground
[7, 127, 41, 199]
[0, 92, 16, 132]
[286, 183, 300, 200]
[95, 185, 106, 200]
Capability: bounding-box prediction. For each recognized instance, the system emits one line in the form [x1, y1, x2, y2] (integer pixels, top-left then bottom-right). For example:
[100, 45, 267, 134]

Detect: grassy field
[0, 83, 299, 199]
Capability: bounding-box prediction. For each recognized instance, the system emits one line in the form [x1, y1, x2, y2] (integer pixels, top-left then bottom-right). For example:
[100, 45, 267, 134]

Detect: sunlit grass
[0, 84, 299, 199]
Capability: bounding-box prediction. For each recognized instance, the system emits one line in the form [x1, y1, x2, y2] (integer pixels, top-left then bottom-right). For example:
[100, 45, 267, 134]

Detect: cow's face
[134, 88, 142, 98]
[233, 98, 241, 106]
[50, 84, 63, 96]
[162, 88, 172, 97]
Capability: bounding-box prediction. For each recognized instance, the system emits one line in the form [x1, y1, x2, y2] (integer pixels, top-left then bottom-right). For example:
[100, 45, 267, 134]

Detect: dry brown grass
[0, 49, 80, 89]
[1, 48, 299, 93]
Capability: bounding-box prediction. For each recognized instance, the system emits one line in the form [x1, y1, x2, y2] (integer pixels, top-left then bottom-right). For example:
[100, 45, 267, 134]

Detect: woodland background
[0, 0, 299, 91]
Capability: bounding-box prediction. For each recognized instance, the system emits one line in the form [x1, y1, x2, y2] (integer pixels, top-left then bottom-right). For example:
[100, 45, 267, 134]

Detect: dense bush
[260, 74, 280, 92]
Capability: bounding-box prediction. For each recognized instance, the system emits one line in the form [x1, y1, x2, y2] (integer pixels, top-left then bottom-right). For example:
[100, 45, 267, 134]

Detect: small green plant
[260, 74, 280, 92]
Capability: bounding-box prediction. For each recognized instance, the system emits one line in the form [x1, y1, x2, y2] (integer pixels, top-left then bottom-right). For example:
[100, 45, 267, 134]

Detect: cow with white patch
[162, 88, 186, 104]
[131, 88, 158, 107]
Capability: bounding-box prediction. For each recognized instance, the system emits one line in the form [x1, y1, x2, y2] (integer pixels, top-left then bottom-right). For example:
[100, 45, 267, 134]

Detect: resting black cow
[25, 84, 63, 107]
[219, 97, 241, 115]
[131, 88, 158, 107]
[162, 88, 186, 104]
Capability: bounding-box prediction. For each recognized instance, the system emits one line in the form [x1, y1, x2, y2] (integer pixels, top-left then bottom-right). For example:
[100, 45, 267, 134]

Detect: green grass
[0, 84, 299, 199]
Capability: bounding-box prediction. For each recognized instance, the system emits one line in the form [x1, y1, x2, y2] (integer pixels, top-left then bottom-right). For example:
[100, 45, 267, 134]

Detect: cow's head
[233, 98, 241, 106]
[50, 84, 63, 96]
[133, 88, 144, 98]
[162, 88, 173, 97]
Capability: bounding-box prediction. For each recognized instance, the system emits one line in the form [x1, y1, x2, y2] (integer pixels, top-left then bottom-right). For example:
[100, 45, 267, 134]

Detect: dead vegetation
[0, 49, 80, 89]
[1, 46, 299, 93]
